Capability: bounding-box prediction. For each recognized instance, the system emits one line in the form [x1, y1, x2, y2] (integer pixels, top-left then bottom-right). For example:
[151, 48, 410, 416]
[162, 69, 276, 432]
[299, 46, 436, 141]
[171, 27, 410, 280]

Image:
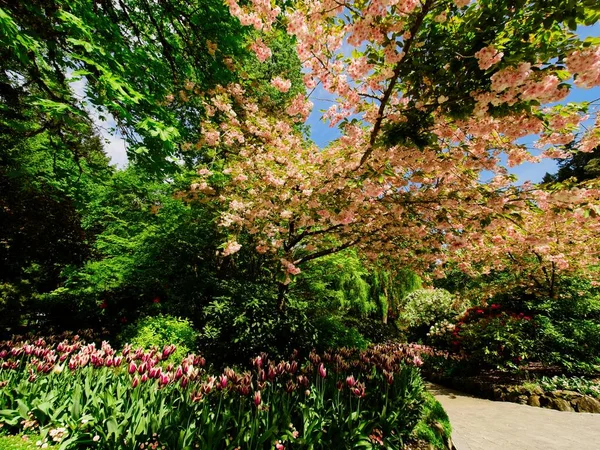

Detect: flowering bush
[426, 320, 457, 348]
[0, 337, 429, 449]
[442, 305, 535, 369]
[398, 289, 464, 342]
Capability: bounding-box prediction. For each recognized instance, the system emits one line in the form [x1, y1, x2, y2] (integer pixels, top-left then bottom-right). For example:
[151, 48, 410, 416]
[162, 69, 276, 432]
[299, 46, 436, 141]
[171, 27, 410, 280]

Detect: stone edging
[425, 374, 600, 413]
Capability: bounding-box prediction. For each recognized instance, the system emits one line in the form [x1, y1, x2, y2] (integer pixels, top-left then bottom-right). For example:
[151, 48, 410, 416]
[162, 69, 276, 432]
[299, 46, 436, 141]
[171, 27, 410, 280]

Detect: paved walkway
[428, 383, 600, 450]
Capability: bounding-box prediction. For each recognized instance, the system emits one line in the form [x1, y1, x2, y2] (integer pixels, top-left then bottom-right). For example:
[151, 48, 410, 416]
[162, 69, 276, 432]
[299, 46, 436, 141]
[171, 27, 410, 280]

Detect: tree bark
[277, 282, 288, 311]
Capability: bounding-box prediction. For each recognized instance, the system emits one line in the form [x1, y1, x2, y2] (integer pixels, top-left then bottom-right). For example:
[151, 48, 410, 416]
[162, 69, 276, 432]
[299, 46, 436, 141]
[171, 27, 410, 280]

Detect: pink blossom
[271, 76, 292, 93]
[249, 38, 272, 62]
[222, 240, 242, 257]
[475, 45, 504, 70]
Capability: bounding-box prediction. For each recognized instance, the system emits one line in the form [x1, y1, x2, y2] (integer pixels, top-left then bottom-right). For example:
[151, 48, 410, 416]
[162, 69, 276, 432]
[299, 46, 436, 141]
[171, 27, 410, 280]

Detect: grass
[412, 391, 452, 449]
[0, 435, 48, 450]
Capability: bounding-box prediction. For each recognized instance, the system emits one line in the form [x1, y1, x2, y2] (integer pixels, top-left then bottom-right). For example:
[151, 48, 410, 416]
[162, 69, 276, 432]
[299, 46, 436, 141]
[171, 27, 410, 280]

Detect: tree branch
[294, 238, 361, 264]
[358, 0, 435, 168]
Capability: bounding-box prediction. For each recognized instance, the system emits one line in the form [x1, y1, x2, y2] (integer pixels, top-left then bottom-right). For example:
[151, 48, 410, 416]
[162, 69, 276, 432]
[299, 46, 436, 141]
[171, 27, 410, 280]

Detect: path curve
[428, 383, 600, 450]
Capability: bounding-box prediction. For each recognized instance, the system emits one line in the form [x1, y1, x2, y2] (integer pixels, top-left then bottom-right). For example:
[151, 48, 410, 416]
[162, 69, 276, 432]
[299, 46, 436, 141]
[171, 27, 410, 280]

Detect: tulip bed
[0, 336, 434, 449]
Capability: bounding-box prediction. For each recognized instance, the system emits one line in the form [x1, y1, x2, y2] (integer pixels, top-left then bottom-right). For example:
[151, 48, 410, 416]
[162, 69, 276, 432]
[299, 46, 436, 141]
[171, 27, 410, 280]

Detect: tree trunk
[277, 283, 288, 311]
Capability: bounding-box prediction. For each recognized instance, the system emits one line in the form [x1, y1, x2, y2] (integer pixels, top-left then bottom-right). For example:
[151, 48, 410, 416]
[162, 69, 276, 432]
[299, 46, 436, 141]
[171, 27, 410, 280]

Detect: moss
[412, 392, 452, 449]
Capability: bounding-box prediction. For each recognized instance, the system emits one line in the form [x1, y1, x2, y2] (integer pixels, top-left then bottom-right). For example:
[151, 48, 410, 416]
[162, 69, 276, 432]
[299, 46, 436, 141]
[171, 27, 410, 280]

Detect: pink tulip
[318, 363, 327, 378]
[174, 366, 183, 381]
[346, 375, 356, 388]
[253, 391, 261, 407]
[132, 376, 139, 388]
[128, 362, 137, 374]
[159, 373, 170, 386]
[219, 375, 228, 390]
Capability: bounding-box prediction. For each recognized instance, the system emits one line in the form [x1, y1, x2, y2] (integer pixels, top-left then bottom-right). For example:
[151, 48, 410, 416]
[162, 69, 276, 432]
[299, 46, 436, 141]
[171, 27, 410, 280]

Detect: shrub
[313, 316, 369, 350]
[398, 289, 462, 341]
[538, 376, 600, 398]
[117, 314, 197, 362]
[454, 310, 534, 369]
[199, 290, 317, 364]
[342, 316, 402, 344]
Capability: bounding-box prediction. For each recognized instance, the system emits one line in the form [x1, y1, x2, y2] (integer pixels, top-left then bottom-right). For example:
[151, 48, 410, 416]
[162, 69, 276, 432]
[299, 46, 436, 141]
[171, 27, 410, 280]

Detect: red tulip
[128, 362, 137, 374]
[132, 376, 139, 388]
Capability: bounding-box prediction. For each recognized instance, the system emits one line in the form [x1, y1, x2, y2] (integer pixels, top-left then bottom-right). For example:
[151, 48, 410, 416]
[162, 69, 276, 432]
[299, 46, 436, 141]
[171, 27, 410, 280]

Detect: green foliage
[293, 250, 378, 317]
[200, 284, 317, 364]
[0, 0, 249, 172]
[412, 392, 452, 449]
[293, 250, 421, 328]
[454, 311, 534, 370]
[117, 315, 197, 361]
[312, 316, 369, 351]
[538, 376, 600, 398]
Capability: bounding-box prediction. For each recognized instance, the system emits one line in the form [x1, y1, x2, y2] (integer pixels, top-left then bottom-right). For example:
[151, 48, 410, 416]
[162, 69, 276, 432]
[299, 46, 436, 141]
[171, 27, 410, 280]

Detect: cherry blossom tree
[185, 0, 600, 306]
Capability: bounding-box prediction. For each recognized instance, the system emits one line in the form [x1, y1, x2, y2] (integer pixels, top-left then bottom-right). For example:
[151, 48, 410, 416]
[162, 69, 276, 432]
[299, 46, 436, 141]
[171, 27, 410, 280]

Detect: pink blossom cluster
[566, 46, 600, 88]
[270, 76, 292, 93]
[280, 258, 301, 276]
[285, 93, 313, 120]
[474, 45, 503, 70]
[454, 0, 470, 7]
[222, 239, 242, 256]
[249, 38, 272, 62]
[225, 0, 280, 31]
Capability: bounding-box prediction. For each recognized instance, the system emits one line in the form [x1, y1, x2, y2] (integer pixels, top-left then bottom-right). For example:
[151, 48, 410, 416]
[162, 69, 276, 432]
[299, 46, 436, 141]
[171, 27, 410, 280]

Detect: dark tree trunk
[277, 282, 288, 311]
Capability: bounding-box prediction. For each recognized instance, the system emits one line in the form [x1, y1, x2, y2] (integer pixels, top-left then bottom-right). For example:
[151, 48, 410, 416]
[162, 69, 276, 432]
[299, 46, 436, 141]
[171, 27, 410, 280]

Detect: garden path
[427, 383, 600, 450]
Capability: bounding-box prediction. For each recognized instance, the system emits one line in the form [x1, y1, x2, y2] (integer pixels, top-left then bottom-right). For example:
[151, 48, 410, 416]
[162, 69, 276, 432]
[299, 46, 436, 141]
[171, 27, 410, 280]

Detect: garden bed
[0, 336, 455, 449]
